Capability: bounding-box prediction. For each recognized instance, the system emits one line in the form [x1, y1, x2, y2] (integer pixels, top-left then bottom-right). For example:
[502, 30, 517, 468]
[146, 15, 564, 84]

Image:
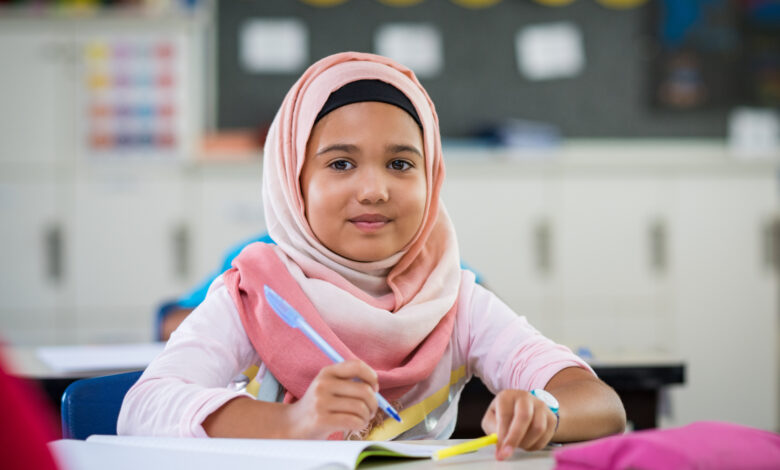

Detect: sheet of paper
[86, 435, 444, 468]
[240, 18, 308, 73]
[375, 23, 443, 78]
[515, 22, 585, 81]
[36, 342, 165, 373]
[50, 440, 317, 470]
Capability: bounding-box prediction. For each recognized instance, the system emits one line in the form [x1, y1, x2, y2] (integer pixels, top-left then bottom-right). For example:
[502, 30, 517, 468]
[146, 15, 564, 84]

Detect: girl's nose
[356, 168, 389, 204]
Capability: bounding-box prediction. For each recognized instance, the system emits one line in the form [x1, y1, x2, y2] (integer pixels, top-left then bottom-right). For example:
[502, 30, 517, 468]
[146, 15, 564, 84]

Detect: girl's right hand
[285, 360, 379, 439]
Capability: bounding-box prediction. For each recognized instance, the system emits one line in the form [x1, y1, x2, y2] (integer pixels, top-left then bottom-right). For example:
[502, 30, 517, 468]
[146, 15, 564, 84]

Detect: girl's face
[301, 101, 426, 262]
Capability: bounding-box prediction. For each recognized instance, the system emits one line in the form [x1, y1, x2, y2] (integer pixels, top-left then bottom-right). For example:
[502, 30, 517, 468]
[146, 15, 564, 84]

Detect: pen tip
[387, 408, 401, 422]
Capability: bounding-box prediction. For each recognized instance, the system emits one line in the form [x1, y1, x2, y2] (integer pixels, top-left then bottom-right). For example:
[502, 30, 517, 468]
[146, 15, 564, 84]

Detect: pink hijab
[224, 52, 461, 406]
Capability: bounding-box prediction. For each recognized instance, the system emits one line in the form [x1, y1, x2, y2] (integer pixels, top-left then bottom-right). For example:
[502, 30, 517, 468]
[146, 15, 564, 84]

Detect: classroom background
[1, 0, 778, 436]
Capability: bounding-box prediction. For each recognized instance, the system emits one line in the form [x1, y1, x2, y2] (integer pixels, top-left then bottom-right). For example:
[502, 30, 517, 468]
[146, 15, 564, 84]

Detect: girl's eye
[329, 160, 353, 171]
[389, 160, 412, 171]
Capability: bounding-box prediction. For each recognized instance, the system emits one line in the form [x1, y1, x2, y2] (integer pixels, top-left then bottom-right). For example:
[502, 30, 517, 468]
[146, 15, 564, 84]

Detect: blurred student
[0, 345, 60, 470]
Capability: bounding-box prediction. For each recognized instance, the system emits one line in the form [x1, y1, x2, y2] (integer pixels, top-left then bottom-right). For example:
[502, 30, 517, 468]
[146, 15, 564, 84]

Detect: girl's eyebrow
[315, 143, 358, 156]
[315, 143, 423, 159]
[386, 144, 423, 159]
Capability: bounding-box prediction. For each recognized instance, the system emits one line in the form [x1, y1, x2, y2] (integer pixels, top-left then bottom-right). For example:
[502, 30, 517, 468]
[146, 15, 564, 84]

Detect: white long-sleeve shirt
[118, 271, 592, 439]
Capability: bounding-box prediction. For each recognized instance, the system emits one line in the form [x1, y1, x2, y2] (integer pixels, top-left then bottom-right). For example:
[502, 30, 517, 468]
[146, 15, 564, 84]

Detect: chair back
[61, 370, 142, 439]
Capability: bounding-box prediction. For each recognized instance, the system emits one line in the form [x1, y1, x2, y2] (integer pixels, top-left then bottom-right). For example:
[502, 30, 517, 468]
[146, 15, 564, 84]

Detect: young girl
[118, 52, 625, 460]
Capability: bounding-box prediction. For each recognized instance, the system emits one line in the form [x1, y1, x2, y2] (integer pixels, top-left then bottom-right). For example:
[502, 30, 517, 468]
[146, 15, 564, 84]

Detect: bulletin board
[215, 0, 760, 138]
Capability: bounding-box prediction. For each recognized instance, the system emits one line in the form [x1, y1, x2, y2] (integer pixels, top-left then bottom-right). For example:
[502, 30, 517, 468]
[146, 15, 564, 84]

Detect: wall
[217, 0, 731, 137]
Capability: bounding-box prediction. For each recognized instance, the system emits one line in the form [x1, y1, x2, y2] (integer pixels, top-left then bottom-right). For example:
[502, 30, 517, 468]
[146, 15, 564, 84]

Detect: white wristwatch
[531, 388, 560, 431]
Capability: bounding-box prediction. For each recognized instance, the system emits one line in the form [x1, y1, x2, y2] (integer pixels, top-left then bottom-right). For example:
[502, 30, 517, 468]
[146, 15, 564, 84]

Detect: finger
[505, 398, 535, 448]
[497, 398, 533, 459]
[495, 395, 524, 457]
[517, 405, 549, 450]
[329, 380, 378, 415]
[327, 360, 379, 390]
[525, 410, 557, 451]
[326, 395, 375, 423]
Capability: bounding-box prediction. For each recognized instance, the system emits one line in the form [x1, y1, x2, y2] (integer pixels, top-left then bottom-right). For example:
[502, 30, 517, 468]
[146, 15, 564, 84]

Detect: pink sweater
[118, 271, 591, 439]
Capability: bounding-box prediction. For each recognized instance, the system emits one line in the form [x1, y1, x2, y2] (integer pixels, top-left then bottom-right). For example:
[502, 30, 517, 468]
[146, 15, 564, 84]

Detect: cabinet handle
[172, 223, 190, 280]
[649, 219, 667, 276]
[763, 216, 780, 274]
[44, 223, 63, 284]
[534, 219, 552, 277]
[649, 219, 668, 276]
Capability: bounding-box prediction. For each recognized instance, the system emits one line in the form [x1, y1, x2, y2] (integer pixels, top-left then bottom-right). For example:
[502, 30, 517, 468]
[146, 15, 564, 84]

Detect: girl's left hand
[480, 389, 557, 460]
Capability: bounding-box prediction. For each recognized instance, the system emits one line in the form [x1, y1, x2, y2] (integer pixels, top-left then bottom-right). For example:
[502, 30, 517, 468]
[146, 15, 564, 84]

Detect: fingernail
[501, 446, 513, 459]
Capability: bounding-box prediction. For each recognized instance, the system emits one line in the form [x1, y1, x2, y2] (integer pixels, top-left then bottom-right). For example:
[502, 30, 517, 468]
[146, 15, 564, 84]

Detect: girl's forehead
[305, 102, 425, 155]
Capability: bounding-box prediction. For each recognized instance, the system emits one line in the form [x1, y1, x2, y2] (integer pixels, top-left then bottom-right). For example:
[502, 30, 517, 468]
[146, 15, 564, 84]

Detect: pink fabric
[554, 421, 780, 470]
[223, 243, 455, 403]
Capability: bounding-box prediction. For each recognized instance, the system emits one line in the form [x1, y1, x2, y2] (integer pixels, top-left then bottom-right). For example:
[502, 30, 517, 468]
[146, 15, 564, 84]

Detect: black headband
[314, 79, 422, 129]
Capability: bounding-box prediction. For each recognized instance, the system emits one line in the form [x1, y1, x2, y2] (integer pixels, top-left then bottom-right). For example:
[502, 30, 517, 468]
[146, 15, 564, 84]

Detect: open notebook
[49, 435, 446, 470]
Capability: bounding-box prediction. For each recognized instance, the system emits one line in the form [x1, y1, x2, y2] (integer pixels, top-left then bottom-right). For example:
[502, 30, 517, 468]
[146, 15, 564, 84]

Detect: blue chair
[61, 370, 142, 439]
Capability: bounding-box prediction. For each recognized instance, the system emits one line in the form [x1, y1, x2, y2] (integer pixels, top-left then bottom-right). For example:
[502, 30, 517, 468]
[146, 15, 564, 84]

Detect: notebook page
[86, 435, 443, 468]
[50, 439, 327, 470]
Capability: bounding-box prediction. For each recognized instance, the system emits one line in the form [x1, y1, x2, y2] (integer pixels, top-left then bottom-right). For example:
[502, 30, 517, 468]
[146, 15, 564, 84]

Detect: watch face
[531, 389, 559, 414]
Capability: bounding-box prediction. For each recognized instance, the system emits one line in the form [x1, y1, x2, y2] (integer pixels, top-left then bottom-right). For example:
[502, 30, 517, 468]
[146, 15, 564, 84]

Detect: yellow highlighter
[433, 433, 498, 460]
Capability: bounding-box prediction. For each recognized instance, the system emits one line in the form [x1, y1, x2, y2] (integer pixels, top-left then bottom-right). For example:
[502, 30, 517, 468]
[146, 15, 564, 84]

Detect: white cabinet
[0, 23, 76, 167]
[444, 146, 778, 431]
[0, 177, 72, 344]
[70, 166, 189, 342]
[0, 14, 206, 344]
[442, 172, 554, 332]
[555, 174, 672, 353]
[186, 162, 266, 281]
[0, 21, 77, 344]
[669, 175, 778, 430]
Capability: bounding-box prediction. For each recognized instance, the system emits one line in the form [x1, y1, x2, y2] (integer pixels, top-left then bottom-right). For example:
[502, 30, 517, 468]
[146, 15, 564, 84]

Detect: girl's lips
[352, 221, 388, 232]
[350, 214, 391, 232]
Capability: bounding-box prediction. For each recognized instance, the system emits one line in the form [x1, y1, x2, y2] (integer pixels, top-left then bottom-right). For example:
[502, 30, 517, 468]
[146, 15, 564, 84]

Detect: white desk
[50, 438, 556, 470]
[5, 343, 165, 379]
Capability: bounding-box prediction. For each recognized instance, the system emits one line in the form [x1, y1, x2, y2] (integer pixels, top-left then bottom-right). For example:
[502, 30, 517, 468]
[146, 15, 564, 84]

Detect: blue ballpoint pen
[263, 284, 402, 423]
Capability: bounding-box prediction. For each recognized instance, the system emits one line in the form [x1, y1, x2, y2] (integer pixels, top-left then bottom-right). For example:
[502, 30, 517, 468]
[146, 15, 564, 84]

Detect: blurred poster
[737, 0, 780, 106]
[651, 0, 740, 110]
[651, 0, 780, 110]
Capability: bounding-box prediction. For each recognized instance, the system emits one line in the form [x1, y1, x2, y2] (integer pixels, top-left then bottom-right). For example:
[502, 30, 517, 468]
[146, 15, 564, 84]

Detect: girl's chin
[337, 245, 399, 263]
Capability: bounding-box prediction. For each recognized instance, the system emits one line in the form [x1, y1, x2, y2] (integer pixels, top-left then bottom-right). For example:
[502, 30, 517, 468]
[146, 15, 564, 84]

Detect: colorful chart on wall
[80, 32, 187, 158]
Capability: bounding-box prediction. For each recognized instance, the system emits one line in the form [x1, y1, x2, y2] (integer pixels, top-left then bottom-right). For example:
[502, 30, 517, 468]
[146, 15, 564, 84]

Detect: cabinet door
[189, 165, 266, 282]
[555, 175, 671, 353]
[442, 171, 555, 332]
[0, 23, 76, 167]
[0, 178, 72, 344]
[669, 175, 778, 431]
[72, 168, 187, 342]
